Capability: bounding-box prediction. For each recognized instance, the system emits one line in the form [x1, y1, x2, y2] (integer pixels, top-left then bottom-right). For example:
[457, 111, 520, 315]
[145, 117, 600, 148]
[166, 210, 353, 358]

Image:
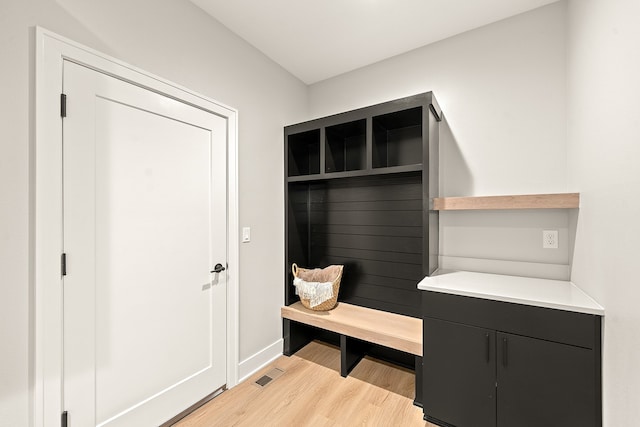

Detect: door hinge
[61, 411, 68, 427]
[61, 253, 67, 276]
[60, 93, 67, 118]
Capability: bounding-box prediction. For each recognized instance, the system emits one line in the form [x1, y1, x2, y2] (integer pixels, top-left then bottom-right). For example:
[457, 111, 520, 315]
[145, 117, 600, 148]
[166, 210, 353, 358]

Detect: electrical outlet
[543, 230, 558, 249]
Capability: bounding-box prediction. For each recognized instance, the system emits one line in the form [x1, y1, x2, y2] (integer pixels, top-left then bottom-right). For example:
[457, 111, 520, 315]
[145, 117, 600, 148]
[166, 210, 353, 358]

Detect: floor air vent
[254, 368, 284, 388]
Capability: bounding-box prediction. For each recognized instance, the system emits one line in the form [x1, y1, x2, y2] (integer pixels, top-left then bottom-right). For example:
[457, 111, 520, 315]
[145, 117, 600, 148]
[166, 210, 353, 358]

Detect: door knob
[211, 263, 226, 273]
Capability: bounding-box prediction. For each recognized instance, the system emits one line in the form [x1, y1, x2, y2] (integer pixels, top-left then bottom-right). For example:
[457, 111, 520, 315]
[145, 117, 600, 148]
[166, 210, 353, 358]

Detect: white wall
[309, 3, 567, 197]
[0, 0, 306, 425]
[6, 0, 638, 424]
[566, 0, 640, 424]
[309, 3, 571, 279]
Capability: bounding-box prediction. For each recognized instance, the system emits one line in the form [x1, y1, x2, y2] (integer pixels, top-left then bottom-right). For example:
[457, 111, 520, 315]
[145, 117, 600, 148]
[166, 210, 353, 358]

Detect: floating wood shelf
[433, 193, 580, 211]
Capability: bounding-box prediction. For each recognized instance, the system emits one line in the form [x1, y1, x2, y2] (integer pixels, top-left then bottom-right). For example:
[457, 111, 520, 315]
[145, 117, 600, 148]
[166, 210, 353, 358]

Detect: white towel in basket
[293, 277, 334, 308]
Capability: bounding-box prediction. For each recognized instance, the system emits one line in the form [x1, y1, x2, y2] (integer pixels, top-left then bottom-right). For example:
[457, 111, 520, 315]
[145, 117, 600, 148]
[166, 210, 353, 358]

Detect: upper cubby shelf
[373, 107, 422, 169]
[285, 92, 441, 182]
[325, 119, 366, 173]
[432, 193, 580, 210]
[287, 163, 422, 183]
[288, 129, 321, 177]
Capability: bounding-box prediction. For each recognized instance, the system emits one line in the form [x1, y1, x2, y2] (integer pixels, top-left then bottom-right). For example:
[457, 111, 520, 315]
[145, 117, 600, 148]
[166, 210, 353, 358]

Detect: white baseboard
[237, 339, 283, 384]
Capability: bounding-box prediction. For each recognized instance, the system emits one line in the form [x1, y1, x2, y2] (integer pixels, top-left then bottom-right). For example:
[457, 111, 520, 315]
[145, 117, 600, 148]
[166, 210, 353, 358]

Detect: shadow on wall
[41, 1, 116, 57]
[567, 208, 579, 278]
[439, 114, 473, 197]
[436, 115, 578, 281]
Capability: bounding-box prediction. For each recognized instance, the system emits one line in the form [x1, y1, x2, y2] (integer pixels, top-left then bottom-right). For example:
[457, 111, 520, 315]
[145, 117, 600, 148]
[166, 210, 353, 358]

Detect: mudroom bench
[281, 302, 424, 405]
[282, 92, 442, 409]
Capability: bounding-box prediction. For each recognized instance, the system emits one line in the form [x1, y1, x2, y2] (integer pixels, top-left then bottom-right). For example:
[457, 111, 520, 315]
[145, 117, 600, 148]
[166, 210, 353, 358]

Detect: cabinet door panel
[424, 318, 496, 427]
[497, 332, 596, 427]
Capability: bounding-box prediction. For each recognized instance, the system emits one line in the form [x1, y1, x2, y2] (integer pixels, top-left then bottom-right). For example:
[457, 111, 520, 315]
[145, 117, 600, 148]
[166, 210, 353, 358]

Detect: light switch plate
[242, 227, 251, 243]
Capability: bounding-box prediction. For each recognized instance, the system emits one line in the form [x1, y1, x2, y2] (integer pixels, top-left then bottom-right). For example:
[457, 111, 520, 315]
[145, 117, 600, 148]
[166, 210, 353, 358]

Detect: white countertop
[418, 270, 604, 315]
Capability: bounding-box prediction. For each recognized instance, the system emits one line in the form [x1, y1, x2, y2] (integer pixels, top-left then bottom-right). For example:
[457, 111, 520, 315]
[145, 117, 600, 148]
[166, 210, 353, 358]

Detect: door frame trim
[34, 27, 240, 426]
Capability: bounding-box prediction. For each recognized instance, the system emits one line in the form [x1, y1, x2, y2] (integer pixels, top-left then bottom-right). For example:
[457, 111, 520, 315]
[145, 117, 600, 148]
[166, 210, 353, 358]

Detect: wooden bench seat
[281, 301, 424, 406]
[281, 301, 422, 355]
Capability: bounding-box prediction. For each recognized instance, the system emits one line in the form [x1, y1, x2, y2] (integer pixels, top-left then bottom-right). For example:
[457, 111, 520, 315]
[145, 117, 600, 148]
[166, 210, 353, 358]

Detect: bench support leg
[340, 335, 368, 377]
[283, 319, 315, 356]
[414, 356, 423, 407]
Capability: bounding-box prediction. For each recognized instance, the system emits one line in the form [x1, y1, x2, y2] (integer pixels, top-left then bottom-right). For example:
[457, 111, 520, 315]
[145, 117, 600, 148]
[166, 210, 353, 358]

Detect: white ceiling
[190, 0, 559, 84]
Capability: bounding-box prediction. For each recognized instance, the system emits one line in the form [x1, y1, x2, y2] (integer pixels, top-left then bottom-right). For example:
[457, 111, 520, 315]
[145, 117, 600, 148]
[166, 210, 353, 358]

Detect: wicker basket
[292, 263, 343, 311]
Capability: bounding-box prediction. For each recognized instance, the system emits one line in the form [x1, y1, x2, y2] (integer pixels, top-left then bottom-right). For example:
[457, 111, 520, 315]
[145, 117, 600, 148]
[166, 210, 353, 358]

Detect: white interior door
[62, 60, 227, 427]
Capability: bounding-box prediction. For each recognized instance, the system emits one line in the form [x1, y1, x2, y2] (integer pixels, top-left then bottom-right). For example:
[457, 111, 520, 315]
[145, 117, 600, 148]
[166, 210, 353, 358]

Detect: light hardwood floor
[175, 341, 437, 427]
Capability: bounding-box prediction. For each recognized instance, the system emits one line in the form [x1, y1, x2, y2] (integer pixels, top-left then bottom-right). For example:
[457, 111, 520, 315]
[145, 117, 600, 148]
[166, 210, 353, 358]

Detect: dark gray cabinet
[496, 331, 597, 427]
[423, 318, 496, 427]
[422, 291, 602, 427]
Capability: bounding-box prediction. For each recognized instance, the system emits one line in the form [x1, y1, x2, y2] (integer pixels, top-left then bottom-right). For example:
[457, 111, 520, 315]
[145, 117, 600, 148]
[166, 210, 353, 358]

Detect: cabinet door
[497, 332, 597, 427]
[423, 318, 496, 427]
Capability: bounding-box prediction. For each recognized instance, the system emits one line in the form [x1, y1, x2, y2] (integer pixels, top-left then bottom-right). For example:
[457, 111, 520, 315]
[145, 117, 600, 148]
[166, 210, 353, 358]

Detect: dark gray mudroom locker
[282, 92, 441, 403]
